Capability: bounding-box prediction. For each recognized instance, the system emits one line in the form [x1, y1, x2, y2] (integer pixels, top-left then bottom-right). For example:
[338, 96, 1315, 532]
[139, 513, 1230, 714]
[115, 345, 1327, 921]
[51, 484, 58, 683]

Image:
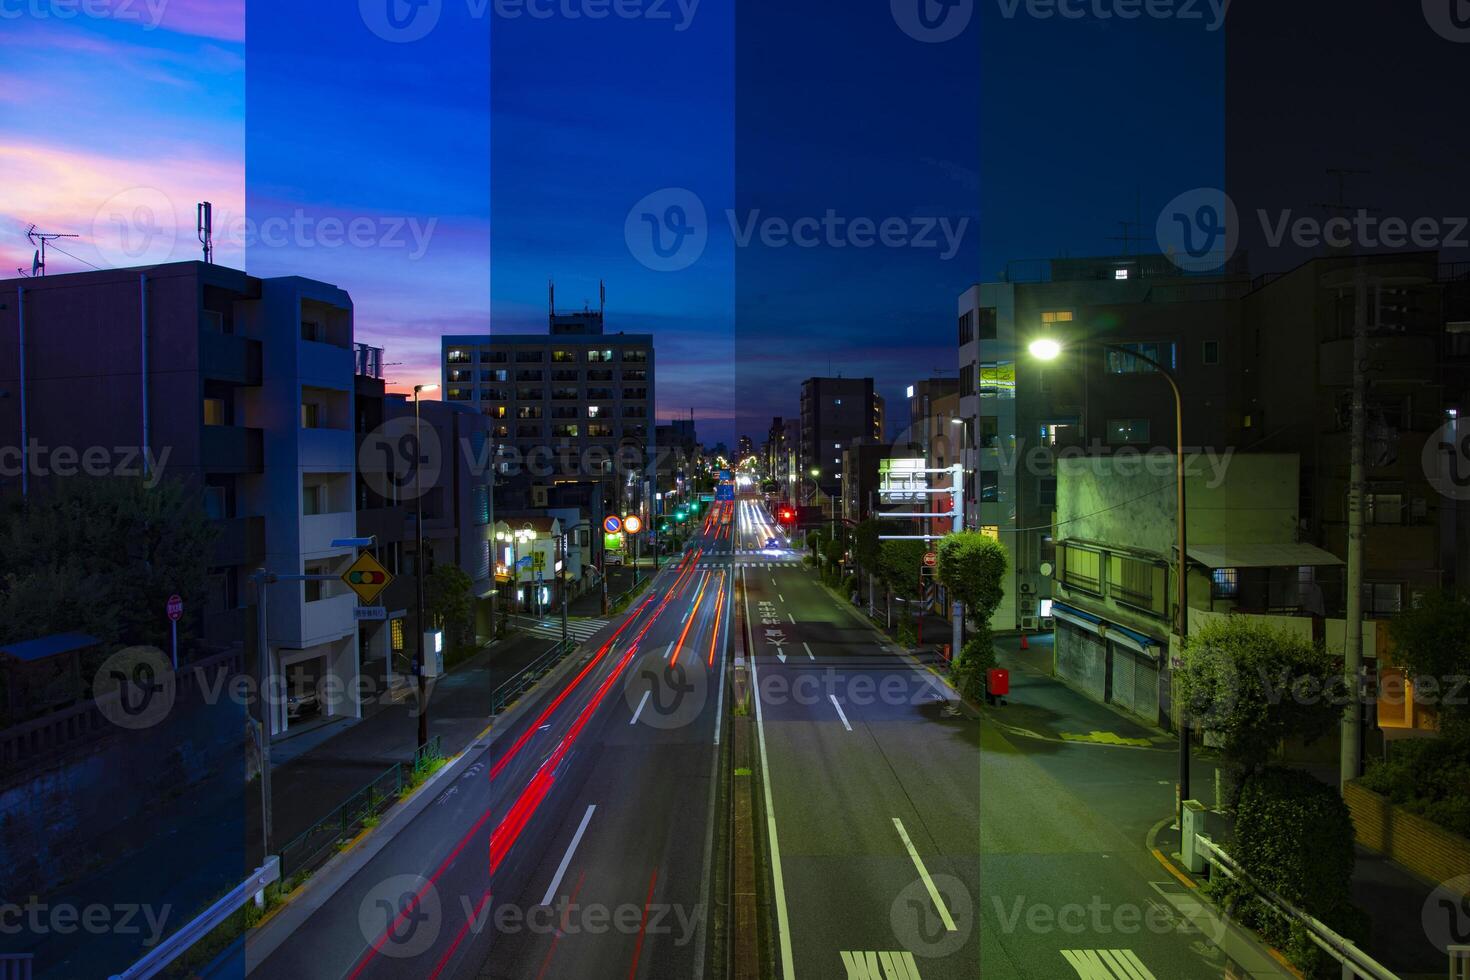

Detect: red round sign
[923, 552, 938, 567]
[166, 594, 183, 621]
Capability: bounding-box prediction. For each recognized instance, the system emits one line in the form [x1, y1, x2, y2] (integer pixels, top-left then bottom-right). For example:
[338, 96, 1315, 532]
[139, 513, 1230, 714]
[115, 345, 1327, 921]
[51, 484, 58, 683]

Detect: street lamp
[1027, 336, 1192, 819]
[412, 382, 438, 751]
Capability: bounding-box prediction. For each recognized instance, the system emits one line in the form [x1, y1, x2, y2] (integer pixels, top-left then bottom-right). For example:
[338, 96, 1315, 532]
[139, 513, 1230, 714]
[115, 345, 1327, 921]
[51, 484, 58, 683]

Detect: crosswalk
[693, 560, 803, 570]
[512, 616, 608, 643]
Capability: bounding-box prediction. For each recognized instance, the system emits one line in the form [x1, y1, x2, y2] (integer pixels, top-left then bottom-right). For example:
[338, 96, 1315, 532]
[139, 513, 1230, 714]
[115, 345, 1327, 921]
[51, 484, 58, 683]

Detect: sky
[35, 1, 1470, 447]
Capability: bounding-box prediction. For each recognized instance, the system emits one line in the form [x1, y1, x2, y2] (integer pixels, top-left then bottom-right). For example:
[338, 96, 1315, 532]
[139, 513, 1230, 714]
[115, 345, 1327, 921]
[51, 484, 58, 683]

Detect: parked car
[286, 689, 320, 721]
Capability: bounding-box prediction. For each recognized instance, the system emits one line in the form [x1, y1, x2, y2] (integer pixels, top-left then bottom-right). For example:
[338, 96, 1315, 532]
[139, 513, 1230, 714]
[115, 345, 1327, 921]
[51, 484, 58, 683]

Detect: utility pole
[252, 570, 275, 860]
[1342, 263, 1368, 788]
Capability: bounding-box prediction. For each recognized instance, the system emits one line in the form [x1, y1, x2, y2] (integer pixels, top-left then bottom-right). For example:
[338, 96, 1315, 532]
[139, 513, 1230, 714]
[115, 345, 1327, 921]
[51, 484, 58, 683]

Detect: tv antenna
[197, 202, 214, 263]
[26, 225, 79, 277]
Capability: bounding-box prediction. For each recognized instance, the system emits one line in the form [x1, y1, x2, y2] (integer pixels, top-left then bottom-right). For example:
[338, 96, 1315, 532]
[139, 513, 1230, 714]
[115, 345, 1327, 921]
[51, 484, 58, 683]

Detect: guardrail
[1191, 829, 1400, 980]
[108, 857, 280, 980]
[490, 638, 575, 716]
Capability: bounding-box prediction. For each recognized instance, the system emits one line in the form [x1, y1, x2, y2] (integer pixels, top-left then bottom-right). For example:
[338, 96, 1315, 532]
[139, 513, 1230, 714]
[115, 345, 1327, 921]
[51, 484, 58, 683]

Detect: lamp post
[412, 382, 438, 750]
[1028, 337, 1191, 820]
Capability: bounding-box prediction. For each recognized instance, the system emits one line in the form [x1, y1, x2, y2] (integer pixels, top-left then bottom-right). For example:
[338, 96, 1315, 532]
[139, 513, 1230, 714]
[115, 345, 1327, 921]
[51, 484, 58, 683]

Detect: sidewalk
[993, 633, 1447, 978]
[245, 628, 558, 864]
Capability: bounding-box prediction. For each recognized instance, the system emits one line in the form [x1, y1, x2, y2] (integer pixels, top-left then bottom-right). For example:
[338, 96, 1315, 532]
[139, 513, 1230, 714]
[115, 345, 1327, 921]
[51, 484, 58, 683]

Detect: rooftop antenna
[1316, 168, 1375, 255]
[26, 225, 79, 277]
[548, 279, 556, 317]
[197, 202, 214, 263]
[599, 279, 605, 317]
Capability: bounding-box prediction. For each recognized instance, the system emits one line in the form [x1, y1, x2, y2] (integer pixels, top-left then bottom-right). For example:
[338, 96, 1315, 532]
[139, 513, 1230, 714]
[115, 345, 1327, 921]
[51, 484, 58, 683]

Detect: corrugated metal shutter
[1109, 641, 1136, 714]
[1057, 622, 1106, 701]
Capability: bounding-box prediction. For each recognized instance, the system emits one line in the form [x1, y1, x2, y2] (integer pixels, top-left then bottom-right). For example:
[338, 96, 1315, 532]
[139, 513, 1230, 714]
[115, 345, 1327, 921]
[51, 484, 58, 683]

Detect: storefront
[1052, 601, 1165, 726]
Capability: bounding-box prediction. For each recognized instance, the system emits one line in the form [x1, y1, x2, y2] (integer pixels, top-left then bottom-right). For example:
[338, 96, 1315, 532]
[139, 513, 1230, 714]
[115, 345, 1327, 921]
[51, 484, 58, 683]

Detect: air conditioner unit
[1041, 616, 1055, 630]
[1020, 583, 1034, 594]
[1021, 616, 1038, 631]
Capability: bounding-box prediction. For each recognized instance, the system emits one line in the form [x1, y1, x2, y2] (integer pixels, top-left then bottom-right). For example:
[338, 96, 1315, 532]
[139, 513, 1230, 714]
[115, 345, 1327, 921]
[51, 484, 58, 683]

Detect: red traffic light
[779, 508, 795, 523]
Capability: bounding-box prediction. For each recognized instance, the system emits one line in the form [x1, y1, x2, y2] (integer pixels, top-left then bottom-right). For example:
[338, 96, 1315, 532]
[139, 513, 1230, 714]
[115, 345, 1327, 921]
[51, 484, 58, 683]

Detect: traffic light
[779, 507, 795, 524]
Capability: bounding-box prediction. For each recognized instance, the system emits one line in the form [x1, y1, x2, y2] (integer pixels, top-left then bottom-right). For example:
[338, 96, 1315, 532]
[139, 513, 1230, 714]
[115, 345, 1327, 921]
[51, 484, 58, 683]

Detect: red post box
[987, 668, 1010, 697]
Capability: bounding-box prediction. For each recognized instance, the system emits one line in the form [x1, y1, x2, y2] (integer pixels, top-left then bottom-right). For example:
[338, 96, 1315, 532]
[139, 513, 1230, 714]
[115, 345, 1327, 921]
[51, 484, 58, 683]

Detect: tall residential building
[442, 300, 655, 519]
[0, 261, 363, 737]
[799, 376, 882, 497]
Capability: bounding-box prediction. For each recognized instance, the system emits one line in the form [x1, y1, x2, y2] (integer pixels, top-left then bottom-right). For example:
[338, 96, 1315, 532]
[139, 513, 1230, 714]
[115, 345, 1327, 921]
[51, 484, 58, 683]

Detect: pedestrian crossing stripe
[1060, 949, 1158, 980]
[515, 618, 606, 642]
[840, 950, 922, 980]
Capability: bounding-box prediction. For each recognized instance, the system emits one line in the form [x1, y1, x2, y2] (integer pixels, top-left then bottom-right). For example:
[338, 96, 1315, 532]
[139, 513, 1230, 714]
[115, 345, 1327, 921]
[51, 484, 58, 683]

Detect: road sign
[699, 493, 714, 502]
[923, 551, 938, 568]
[342, 551, 393, 605]
[603, 514, 623, 534]
[166, 594, 183, 621]
[354, 606, 387, 621]
[531, 552, 546, 571]
[624, 515, 643, 534]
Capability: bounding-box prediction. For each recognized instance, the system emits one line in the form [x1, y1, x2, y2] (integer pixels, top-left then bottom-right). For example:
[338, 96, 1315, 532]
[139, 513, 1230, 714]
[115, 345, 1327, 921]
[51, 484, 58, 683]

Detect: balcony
[1319, 335, 1436, 387]
[298, 427, 355, 468]
[302, 511, 355, 554]
[200, 332, 262, 386]
[211, 515, 265, 567]
[202, 425, 264, 474]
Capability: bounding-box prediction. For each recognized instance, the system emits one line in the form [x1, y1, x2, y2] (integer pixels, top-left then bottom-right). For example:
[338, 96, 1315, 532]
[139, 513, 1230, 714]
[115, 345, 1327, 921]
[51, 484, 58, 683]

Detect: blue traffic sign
[603, 514, 623, 534]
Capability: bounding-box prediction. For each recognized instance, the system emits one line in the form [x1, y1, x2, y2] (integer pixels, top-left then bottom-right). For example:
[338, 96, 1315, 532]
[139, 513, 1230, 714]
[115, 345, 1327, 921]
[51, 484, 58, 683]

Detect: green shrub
[896, 620, 917, 648]
[1360, 735, 1470, 837]
[1221, 767, 1365, 978]
[949, 632, 995, 704]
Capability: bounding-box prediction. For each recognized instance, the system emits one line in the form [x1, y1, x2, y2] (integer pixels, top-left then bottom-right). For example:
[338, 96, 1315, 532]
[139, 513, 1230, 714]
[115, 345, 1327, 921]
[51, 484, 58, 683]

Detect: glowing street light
[1028, 337, 1062, 361]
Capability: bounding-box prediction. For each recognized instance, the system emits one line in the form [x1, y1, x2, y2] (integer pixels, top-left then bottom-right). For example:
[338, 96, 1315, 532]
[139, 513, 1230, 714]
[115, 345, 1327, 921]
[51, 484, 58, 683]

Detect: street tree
[425, 564, 476, 649]
[1387, 589, 1470, 734]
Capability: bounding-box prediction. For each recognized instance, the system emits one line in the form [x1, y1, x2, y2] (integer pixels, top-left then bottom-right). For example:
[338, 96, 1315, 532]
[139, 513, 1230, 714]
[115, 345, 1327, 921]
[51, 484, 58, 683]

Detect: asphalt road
[734, 496, 1262, 980]
[249, 504, 736, 979]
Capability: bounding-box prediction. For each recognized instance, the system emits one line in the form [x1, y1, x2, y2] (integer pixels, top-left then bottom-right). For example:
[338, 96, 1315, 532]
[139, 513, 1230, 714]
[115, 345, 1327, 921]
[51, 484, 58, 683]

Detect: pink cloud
[154, 0, 245, 42]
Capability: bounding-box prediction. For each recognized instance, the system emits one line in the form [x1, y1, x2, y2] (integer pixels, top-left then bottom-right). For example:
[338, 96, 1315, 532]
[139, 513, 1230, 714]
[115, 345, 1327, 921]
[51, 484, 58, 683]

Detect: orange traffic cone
[1019, 631, 1029, 651]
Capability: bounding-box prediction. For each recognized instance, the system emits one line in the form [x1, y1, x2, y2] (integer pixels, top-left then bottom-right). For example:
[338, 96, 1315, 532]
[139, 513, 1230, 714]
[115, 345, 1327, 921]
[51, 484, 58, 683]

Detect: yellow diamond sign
[341, 551, 393, 605]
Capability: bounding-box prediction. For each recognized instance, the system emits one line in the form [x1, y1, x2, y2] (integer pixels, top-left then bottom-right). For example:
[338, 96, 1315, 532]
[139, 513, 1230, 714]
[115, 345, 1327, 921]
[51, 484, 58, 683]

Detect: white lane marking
[840, 951, 923, 980]
[771, 577, 777, 587]
[745, 569, 797, 980]
[778, 593, 785, 603]
[829, 695, 852, 731]
[788, 613, 796, 624]
[540, 804, 596, 907]
[892, 817, 957, 933]
[803, 641, 815, 660]
[630, 689, 651, 726]
[664, 640, 675, 661]
[1060, 949, 1158, 980]
[712, 572, 730, 746]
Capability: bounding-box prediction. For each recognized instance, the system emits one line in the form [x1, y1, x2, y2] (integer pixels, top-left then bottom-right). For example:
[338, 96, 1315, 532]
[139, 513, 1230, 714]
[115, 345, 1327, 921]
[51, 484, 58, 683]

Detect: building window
[517, 406, 543, 420]
[301, 320, 325, 343]
[980, 470, 998, 502]
[203, 397, 227, 426]
[1114, 267, 1130, 280]
[517, 423, 542, 438]
[1202, 340, 1220, 365]
[978, 307, 997, 340]
[516, 386, 543, 400]
[1106, 342, 1177, 374]
[588, 349, 614, 363]
[447, 348, 472, 363]
[1109, 554, 1161, 611]
[479, 350, 508, 363]
[481, 387, 509, 401]
[588, 424, 613, 437]
[1362, 582, 1403, 617]
[516, 350, 544, 363]
[554, 424, 580, 437]
[979, 416, 998, 448]
[1040, 310, 1073, 324]
[958, 311, 974, 345]
[624, 369, 648, 382]
[622, 349, 648, 362]
[1058, 544, 1101, 592]
[449, 368, 472, 383]
[623, 387, 648, 400]
[552, 350, 577, 362]
[482, 369, 508, 383]
[1107, 419, 1151, 445]
[446, 387, 471, 401]
[552, 387, 579, 401]
[1212, 567, 1239, 599]
[515, 370, 543, 382]
[485, 404, 507, 418]
[303, 483, 326, 516]
[1365, 490, 1405, 525]
[300, 401, 321, 428]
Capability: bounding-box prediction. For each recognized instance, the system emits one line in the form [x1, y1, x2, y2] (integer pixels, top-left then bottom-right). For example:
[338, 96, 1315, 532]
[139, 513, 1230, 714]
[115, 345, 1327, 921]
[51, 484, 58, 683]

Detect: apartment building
[799, 376, 883, 497]
[0, 261, 362, 737]
[442, 301, 655, 520]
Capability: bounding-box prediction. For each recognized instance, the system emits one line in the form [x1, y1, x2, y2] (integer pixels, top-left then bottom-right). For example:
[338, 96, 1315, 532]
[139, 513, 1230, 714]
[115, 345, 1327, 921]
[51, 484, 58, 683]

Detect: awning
[1187, 543, 1343, 569]
[1052, 603, 1162, 659]
[1107, 622, 1161, 658]
[0, 632, 99, 663]
[1051, 602, 1103, 636]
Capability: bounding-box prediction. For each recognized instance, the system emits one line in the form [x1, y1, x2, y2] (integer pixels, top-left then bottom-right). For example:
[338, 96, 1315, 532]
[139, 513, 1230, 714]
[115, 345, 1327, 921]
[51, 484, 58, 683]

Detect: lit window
[1041, 311, 1073, 324]
[203, 398, 226, 426]
[1115, 268, 1130, 280]
[1212, 568, 1239, 599]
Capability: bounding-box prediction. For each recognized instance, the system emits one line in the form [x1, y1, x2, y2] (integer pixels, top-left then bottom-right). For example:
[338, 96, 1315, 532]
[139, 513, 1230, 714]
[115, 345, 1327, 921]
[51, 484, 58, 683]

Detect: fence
[490, 638, 575, 716]
[277, 734, 442, 881]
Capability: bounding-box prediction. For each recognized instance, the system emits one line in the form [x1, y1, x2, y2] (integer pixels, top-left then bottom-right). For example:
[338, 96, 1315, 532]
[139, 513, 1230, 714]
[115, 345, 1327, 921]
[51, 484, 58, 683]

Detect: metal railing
[108, 857, 279, 980]
[489, 638, 575, 716]
[278, 734, 442, 880]
[1192, 832, 1400, 980]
